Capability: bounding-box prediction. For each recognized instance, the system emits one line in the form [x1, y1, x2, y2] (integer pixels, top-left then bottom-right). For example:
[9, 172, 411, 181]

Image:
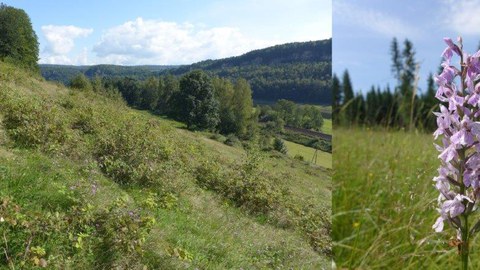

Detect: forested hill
[40, 39, 331, 104]
[163, 39, 331, 104]
[40, 64, 176, 84]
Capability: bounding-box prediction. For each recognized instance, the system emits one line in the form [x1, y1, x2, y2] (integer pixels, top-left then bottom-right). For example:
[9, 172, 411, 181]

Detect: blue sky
[3, 0, 331, 65]
[333, 0, 480, 95]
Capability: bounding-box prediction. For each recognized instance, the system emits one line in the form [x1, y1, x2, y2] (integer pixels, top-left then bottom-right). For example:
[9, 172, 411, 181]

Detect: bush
[95, 118, 172, 186]
[294, 154, 304, 161]
[0, 194, 155, 269]
[195, 151, 286, 214]
[2, 94, 68, 150]
[70, 74, 92, 91]
[224, 134, 241, 147]
[273, 138, 287, 154]
[209, 133, 226, 143]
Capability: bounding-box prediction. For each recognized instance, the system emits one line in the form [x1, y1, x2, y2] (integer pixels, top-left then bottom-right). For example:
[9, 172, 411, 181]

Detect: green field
[284, 140, 331, 169]
[333, 127, 480, 269]
[321, 118, 332, 135]
[0, 62, 331, 269]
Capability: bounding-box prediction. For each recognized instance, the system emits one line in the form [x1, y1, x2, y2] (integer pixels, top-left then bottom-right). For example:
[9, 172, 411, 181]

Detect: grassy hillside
[0, 62, 331, 269]
[333, 128, 480, 269]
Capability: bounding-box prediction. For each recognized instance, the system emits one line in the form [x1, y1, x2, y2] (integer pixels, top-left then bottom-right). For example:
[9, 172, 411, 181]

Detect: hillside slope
[40, 40, 331, 105]
[0, 63, 331, 269]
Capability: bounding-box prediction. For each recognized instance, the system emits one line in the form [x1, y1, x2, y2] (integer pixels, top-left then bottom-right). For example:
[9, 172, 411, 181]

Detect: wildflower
[433, 37, 480, 270]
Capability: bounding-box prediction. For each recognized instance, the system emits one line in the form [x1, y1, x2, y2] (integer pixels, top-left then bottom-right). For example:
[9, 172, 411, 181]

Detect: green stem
[462, 214, 469, 270]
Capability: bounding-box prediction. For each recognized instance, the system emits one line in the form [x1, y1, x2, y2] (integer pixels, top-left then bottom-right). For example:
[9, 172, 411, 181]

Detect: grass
[321, 118, 332, 135]
[333, 127, 480, 269]
[0, 62, 331, 269]
[284, 140, 331, 169]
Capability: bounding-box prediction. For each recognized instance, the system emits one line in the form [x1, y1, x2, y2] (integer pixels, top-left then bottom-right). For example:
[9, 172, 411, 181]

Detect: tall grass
[333, 127, 480, 269]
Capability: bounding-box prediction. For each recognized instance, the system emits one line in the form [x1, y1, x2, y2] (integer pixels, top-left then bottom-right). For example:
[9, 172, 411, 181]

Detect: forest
[334, 38, 437, 131]
[40, 39, 331, 105]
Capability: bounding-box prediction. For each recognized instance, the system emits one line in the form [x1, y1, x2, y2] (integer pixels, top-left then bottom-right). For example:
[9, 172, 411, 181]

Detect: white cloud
[40, 25, 93, 64]
[442, 0, 480, 35]
[206, 0, 331, 41]
[93, 17, 274, 65]
[334, 0, 420, 38]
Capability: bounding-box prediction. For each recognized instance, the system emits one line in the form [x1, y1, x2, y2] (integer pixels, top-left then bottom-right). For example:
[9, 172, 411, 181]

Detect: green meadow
[284, 140, 331, 169]
[333, 127, 480, 269]
[321, 118, 332, 135]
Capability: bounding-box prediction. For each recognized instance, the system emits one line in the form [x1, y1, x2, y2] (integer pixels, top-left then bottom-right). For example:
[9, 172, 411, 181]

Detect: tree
[157, 74, 179, 115]
[140, 77, 160, 111]
[70, 73, 92, 91]
[212, 77, 236, 134]
[390, 38, 402, 82]
[342, 70, 354, 124]
[273, 137, 287, 154]
[232, 78, 254, 137]
[332, 73, 342, 124]
[178, 70, 219, 130]
[398, 39, 417, 128]
[0, 3, 39, 71]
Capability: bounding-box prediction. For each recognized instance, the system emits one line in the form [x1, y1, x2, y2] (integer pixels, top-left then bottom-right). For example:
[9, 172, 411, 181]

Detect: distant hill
[40, 39, 331, 104]
[40, 64, 176, 84]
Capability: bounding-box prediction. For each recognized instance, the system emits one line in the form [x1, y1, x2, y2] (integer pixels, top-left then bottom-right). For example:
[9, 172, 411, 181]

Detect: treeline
[162, 40, 332, 104]
[40, 64, 176, 85]
[69, 71, 257, 137]
[334, 38, 437, 131]
[259, 99, 324, 131]
[0, 3, 39, 71]
[40, 40, 332, 105]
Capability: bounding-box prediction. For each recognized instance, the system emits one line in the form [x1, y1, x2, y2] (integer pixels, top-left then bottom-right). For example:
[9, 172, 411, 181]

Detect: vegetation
[176, 70, 219, 130]
[283, 140, 331, 168]
[0, 58, 330, 268]
[334, 38, 437, 131]
[332, 127, 480, 269]
[0, 3, 39, 71]
[40, 40, 331, 105]
[259, 99, 324, 131]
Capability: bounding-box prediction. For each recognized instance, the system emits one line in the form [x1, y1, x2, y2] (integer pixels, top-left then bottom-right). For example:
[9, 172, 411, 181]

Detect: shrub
[209, 133, 226, 143]
[294, 154, 304, 161]
[2, 94, 68, 150]
[273, 138, 287, 154]
[195, 151, 286, 214]
[224, 134, 241, 147]
[70, 74, 92, 91]
[0, 194, 155, 269]
[95, 118, 172, 186]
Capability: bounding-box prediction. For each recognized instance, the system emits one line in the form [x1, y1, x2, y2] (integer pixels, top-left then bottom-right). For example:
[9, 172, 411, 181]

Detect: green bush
[293, 154, 304, 161]
[0, 194, 155, 269]
[70, 74, 92, 91]
[224, 133, 241, 147]
[273, 138, 287, 154]
[2, 94, 68, 150]
[196, 151, 285, 214]
[95, 118, 172, 186]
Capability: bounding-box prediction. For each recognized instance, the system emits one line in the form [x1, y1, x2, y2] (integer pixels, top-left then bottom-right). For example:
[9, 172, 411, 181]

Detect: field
[284, 140, 331, 169]
[0, 62, 331, 269]
[321, 118, 332, 135]
[333, 127, 480, 269]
